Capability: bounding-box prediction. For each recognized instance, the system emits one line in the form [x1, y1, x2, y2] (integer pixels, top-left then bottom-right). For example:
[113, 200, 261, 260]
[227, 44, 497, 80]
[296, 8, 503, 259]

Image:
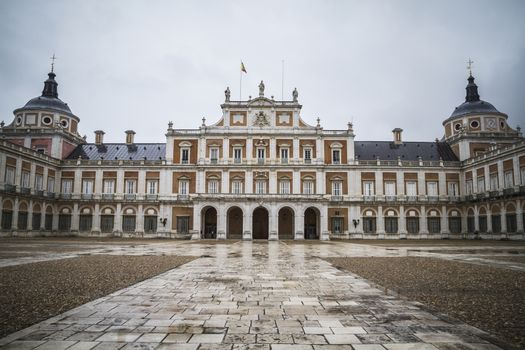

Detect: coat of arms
[253, 111, 270, 127]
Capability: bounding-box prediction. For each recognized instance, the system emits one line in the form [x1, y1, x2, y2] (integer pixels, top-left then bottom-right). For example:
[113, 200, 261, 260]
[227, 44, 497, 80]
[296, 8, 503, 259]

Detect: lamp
[352, 219, 360, 228]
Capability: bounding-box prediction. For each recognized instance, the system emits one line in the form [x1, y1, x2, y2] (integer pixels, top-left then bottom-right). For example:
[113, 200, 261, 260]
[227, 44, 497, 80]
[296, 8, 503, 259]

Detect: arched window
[101, 207, 115, 233]
[385, 209, 398, 234]
[406, 210, 419, 234]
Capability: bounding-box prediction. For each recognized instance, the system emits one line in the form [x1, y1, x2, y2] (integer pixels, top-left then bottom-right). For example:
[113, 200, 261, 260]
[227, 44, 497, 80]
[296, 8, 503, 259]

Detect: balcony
[331, 195, 344, 202]
[427, 196, 439, 203]
[385, 195, 397, 202]
[448, 196, 460, 202]
[363, 195, 375, 202]
[4, 184, 16, 193]
[102, 193, 114, 200]
[489, 190, 500, 198]
[234, 158, 241, 164]
[20, 187, 31, 195]
[181, 160, 189, 164]
[36, 190, 44, 197]
[503, 187, 515, 196]
[304, 158, 311, 164]
[146, 194, 158, 201]
[281, 158, 288, 164]
[465, 194, 477, 201]
[406, 195, 417, 203]
[177, 194, 190, 201]
[61, 193, 72, 199]
[257, 158, 265, 165]
[82, 193, 93, 200]
[46, 192, 56, 199]
[124, 193, 136, 201]
[210, 158, 218, 164]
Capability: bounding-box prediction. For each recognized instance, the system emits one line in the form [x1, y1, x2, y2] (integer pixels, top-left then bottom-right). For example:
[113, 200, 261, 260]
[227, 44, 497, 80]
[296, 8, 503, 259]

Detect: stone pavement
[0, 241, 514, 349]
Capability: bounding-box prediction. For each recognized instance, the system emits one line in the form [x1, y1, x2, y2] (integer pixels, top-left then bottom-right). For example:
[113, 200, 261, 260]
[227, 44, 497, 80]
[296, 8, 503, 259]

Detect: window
[448, 182, 459, 197]
[61, 179, 73, 194]
[506, 214, 517, 233]
[491, 215, 501, 233]
[466, 180, 473, 195]
[477, 176, 485, 193]
[181, 148, 189, 164]
[521, 167, 525, 185]
[332, 149, 341, 164]
[82, 179, 94, 194]
[489, 173, 498, 190]
[406, 181, 417, 196]
[232, 180, 243, 194]
[234, 148, 242, 163]
[1, 210, 12, 230]
[504, 171, 513, 188]
[384, 181, 396, 196]
[179, 180, 189, 195]
[45, 213, 53, 230]
[47, 177, 55, 193]
[208, 179, 219, 194]
[32, 213, 41, 229]
[210, 148, 219, 163]
[21, 171, 30, 188]
[303, 180, 314, 195]
[467, 216, 475, 232]
[255, 180, 266, 194]
[363, 181, 374, 196]
[332, 217, 343, 233]
[144, 215, 157, 233]
[103, 179, 115, 193]
[449, 217, 461, 234]
[385, 217, 398, 233]
[123, 215, 136, 232]
[58, 214, 71, 231]
[428, 217, 441, 233]
[79, 215, 92, 232]
[280, 148, 289, 164]
[279, 179, 290, 194]
[363, 217, 376, 233]
[125, 179, 136, 194]
[146, 180, 158, 194]
[427, 181, 438, 196]
[304, 148, 312, 163]
[5, 167, 15, 185]
[332, 181, 342, 196]
[35, 174, 43, 191]
[177, 216, 190, 233]
[101, 215, 114, 233]
[479, 215, 487, 232]
[406, 217, 419, 233]
[257, 148, 265, 162]
[18, 212, 28, 230]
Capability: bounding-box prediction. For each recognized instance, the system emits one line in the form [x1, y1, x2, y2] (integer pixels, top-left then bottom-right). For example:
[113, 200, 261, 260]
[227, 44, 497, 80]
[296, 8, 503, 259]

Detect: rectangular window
[363, 181, 374, 196]
[491, 215, 501, 233]
[125, 179, 136, 194]
[5, 167, 15, 185]
[332, 181, 342, 196]
[303, 180, 314, 195]
[45, 214, 53, 230]
[210, 148, 219, 163]
[304, 148, 312, 163]
[449, 217, 462, 234]
[406, 181, 417, 196]
[506, 214, 517, 233]
[1, 210, 13, 230]
[177, 216, 190, 234]
[79, 215, 93, 232]
[47, 177, 55, 193]
[61, 179, 73, 194]
[18, 212, 28, 230]
[181, 149, 189, 164]
[385, 217, 398, 233]
[479, 216, 487, 232]
[256, 180, 266, 194]
[35, 174, 43, 191]
[504, 171, 513, 188]
[32, 213, 41, 230]
[21, 171, 30, 188]
[477, 176, 485, 193]
[466, 180, 473, 195]
[208, 179, 219, 194]
[280, 180, 290, 194]
[58, 214, 71, 231]
[332, 217, 343, 233]
[280, 148, 289, 163]
[179, 180, 189, 195]
[448, 182, 459, 196]
[122, 216, 136, 232]
[332, 150, 341, 164]
[257, 148, 265, 161]
[363, 217, 376, 233]
[427, 181, 438, 196]
[521, 167, 525, 185]
[406, 217, 419, 233]
[100, 215, 114, 233]
[384, 181, 396, 196]
[489, 173, 498, 190]
[234, 148, 242, 163]
[103, 179, 115, 193]
[82, 179, 94, 194]
[428, 217, 441, 233]
[232, 180, 243, 194]
[146, 180, 158, 194]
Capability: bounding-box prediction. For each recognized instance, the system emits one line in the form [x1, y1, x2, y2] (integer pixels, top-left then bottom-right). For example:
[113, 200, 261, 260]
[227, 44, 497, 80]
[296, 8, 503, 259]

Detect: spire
[465, 73, 480, 102]
[42, 71, 59, 98]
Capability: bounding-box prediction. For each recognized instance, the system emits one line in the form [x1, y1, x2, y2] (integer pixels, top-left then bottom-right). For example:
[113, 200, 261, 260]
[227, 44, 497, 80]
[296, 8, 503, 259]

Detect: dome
[450, 99, 499, 118]
[24, 95, 72, 113]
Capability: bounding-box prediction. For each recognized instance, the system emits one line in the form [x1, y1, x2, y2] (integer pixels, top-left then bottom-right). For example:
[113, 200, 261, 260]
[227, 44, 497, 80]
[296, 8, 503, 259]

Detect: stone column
[292, 170, 300, 194]
[399, 205, 406, 236]
[474, 204, 480, 232]
[0, 197, 3, 229]
[292, 137, 299, 162]
[138, 171, 146, 196]
[113, 203, 122, 235]
[95, 169, 103, 196]
[375, 171, 383, 196]
[269, 137, 276, 164]
[71, 203, 79, 233]
[221, 170, 229, 194]
[269, 205, 278, 240]
[116, 169, 124, 196]
[269, 171, 277, 194]
[317, 170, 325, 195]
[497, 160, 505, 189]
[92, 203, 101, 234]
[243, 205, 253, 240]
[135, 204, 144, 235]
[500, 205, 507, 236]
[438, 172, 446, 199]
[513, 155, 521, 187]
[294, 210, 304, 240]
[40, 201, 46, 230]
[217, 203, 226, 239]
[420, 205, 429, 235]
[376, 205, 384, 237]
[487, 210, 493, 233]
[441, 205, 449, 235]
[245, 171, 253, 194]
[320, 205, 329, 240]
[74, 169, 82, 196]
[246, 137, 253, 163]
[516, 200, 524, 234]
[222, 137, 229, 164]
[316, 137, 323, 164]
[27, 199, 33, 231]
[191, 206, 201, 239]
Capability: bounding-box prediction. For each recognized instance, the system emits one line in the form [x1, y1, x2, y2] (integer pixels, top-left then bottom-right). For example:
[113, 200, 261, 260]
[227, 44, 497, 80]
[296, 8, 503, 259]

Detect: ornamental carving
[253, 111, 270, 127]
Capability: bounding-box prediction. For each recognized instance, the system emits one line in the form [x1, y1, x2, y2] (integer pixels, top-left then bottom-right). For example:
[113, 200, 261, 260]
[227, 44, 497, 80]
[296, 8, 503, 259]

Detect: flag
[241, 61, 247, 73]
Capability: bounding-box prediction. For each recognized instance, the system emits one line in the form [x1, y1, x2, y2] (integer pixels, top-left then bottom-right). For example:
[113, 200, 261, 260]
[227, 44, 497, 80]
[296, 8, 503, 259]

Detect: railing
[20, 187, 31, 195]
[406, 196, 417, 202]
[4, 184, 16, 193]
[385, 195, 397, 202]
[210, 159, 218, 164]
[61, 193, 72, 199]
[82, 194, 93, 200]
[124, 193, 136, 201]
[102, 193, 114, 200]
[36, 190, 44, 197]
[46, 192, 56, 199]
[177, 194, 190, 201]
[331, 195, 343, 202]
[146, 194, 158, 201]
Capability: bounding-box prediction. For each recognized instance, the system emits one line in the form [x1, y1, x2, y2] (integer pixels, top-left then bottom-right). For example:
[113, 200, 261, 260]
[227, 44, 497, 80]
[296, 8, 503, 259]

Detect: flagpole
[239, 61, 242, 101]
[281, 59, 284, 101]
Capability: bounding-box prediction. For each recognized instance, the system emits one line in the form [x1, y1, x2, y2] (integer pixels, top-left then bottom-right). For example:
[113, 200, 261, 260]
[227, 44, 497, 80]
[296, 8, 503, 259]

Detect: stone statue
[225, 87, 230, 102]
[292, 88, 298, 102]
[259, 80, 265, 97]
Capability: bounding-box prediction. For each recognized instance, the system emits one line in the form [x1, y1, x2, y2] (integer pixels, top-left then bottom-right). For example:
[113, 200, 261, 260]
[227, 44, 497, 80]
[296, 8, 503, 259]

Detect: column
[116, 169, 124, 197]
[396, 171, 404, 197]
[320, 205, 329, 240]
[40, 201, 46, 230]
[74, 169, 82, 196]
[500, 205, 507, 235]
[197, 170, 205, 193]
[191, 206, 201, 239]
[27, 200, 33, 231]
[376, 205, 384, 237]
[292, 170, 300, 194]
[136, 204, 144, 234]
[441, 205, 449, 235]
[114, 203, 122, 235]
[222, 137, 229, 164]
[375, 171, 383, 196]
[95, 169, 103, 197]
[12, 198, 19, 231]
[246, 171, 253, 194]
[0, 197, 3, 229]
[269, 137, 276, 164]
[221, 170, 229, 194]
[417, 171, 425, 199]
[292, 137, 299, 162]
[217, 203, 226, 239]
[294, 208, 304, 240]
[317, 170, 325, 195]
[71, 203, 79, 233]
[513, 156, 521, 186]
[399, 205, 406, 235]
[269, 205, 278, 240]
[269, 170, 277, 194]
[497, 160, 504, 189]
[438, 172, 446, 199]
[243, 204, 252, 240]
[487, 210, 493, 233]
[516, 199, 523, 234]
[420, 205, 429, 234]
[474, 204, 480, 232]
[198, 136, 206, 164]
[246, 137, 253, 163]
[92, 203, 101, 234]
[138, 171, 146, 196]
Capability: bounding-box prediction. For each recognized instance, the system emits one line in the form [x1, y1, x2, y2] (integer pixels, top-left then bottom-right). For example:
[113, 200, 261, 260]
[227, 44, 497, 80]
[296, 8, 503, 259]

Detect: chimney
[125, 130, 136, 144]
[392, 128, 403, 145]
[94, 130, 105, 145]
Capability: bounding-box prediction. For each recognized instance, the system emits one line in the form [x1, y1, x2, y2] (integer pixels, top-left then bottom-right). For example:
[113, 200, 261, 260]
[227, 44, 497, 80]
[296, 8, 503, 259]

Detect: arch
[490, 204, 501, 214]
[304, 207, 320, 239]
[2, 199, 14, 211]
[427, 208, 441, 234]
[227, 206, 243, 239]
[383, 207, 399, 217]
[18, 201, 28, 212]
[252, 206, 269, 239]
[278, 206, 295, 239]
[505, 202, 516, 213]
[101, 206, 115, 215]
[122, 206, 137, 215]
[426, 208, 442, 217]
[467, 208, 475, 217]
[447, 208, 462, 217]
[58, 206, 73, 232]
[448, 208, 462, 234]
[404, 208, 421, 217]
[45, 205, 54, 214]
[405, 208, 420, 234]
[33, 203, 42, 213]
[80, 206, 93, 215]
[361, 208, 377, 217]
[384, 207, 399, 234]
[202, 206, 217, 239]
[479, 206, 487, 215]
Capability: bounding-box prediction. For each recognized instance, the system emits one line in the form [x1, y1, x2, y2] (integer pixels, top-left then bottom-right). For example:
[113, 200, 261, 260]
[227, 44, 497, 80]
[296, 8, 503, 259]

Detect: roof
[23, 95, 72, 113]
[354, 141, 458, 161]
[66, 143, 166, 161]
[449, 99, 500, 119]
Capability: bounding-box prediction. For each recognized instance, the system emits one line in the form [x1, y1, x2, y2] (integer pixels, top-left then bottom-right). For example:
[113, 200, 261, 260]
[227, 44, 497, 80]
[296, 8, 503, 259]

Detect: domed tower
[442, 70, 521, 161]
[0, 68, 84, 159]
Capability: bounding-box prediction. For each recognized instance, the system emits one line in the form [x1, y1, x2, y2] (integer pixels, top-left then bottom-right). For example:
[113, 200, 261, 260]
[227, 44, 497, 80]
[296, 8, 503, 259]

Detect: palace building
[0, 68, 524, 240]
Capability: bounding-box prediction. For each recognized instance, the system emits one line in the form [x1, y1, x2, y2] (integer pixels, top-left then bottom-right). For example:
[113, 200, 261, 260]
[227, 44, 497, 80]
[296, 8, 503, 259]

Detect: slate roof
[66, 143, 166, 161]
[354, 141, 458, 161]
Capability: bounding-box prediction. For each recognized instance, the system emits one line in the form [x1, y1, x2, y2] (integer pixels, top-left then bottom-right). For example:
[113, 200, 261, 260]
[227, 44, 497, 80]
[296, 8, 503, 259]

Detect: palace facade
[0, 69, 524, 240]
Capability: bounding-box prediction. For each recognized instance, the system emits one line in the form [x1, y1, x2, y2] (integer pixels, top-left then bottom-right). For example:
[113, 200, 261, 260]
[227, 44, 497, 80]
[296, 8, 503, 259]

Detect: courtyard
[0, 238, 524, 350]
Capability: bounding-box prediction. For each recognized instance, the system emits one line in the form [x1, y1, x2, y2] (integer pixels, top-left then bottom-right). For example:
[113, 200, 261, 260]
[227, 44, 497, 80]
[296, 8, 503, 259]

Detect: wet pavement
[0, 240, 521, 349]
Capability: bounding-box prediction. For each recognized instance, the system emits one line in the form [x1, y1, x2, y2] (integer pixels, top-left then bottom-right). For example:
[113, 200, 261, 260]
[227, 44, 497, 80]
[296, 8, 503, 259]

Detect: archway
[304, 207, 320, 239]
[202, 206, 217, 239]
[227, 206, 243, 239]
[252, 207, 269, 239]
[278, 207, 294, 239]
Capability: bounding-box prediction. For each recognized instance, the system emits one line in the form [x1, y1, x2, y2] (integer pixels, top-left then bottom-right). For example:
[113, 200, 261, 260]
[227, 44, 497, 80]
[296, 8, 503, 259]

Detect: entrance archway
[304, 207, 320, 239]
[252, 207, 269, 239]
[227, 206, 243, 239]
[202, 206, 217, 239]
[278, 207, 294, 239]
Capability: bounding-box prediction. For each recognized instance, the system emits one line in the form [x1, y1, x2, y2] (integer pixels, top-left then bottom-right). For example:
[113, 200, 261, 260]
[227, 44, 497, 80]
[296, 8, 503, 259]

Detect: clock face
[486, 118, 497, 130]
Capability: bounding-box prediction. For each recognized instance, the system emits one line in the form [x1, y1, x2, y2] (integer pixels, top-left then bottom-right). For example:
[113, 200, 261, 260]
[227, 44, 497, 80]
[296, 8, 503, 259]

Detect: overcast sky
[1, 0, 524, 143]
